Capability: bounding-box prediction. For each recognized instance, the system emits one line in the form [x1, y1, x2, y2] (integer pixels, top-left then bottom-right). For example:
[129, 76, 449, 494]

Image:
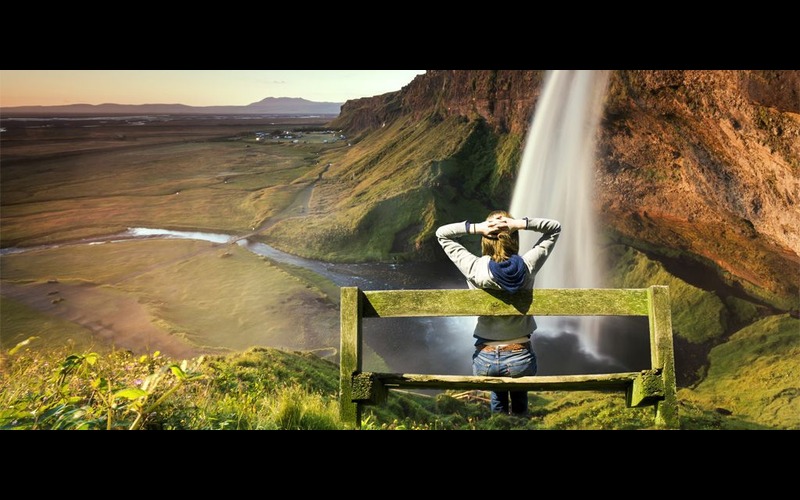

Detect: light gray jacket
[435, 218, 562, 343]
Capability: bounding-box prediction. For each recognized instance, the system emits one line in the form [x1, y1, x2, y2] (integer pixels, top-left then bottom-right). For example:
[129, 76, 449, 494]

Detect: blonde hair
[481, 209, 519, 262]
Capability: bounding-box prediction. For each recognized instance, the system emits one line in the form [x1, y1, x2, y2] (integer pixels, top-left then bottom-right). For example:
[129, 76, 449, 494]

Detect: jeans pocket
[505, 352, 536, 378]
[472, 352, 492, 376]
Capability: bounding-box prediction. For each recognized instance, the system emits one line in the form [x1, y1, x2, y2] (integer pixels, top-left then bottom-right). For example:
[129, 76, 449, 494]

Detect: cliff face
[597, 70, 799, 311]
[330, 69, 800, 312]
[332, 70, 546, 136]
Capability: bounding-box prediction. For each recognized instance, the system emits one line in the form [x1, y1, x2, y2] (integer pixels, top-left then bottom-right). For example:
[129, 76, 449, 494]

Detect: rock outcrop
[598, 70, 799, 312]
[329, 70, 800, 313]
[333, 70, 545, 136]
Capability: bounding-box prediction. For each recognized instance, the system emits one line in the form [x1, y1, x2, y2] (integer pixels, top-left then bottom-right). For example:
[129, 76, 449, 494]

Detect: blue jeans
[472, 344, 537, 415]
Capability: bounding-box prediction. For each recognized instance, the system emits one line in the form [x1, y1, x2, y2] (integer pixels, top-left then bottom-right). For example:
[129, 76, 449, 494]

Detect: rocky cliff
[599, 70, 799, 313]
[328, 70, 800, 313]
[333, 70, 545, 136]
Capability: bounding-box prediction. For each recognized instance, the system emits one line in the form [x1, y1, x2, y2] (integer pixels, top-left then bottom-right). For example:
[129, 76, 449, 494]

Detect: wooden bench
[339, 285, 679, 429]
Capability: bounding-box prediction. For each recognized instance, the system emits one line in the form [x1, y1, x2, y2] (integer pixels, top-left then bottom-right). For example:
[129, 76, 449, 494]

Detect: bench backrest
[339, 285, 678, 429]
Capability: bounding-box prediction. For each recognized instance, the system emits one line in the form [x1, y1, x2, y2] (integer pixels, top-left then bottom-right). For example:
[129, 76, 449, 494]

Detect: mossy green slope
[682, 314, 800, 429]
[260, 114, 521, 263]
[607, 244, 755, 345]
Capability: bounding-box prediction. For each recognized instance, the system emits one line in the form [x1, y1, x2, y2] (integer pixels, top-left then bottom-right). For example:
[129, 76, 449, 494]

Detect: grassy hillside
[3, 337, 794, 430]
[680, 314, 800, 428]
[259, 113, 521, 262]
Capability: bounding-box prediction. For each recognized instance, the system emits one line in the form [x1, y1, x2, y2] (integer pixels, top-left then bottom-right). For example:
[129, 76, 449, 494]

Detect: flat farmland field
[0, 115, 348, 361]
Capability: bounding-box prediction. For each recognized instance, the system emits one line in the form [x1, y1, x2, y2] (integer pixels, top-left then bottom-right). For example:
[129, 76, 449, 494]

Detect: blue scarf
[488, 254, 528, 293]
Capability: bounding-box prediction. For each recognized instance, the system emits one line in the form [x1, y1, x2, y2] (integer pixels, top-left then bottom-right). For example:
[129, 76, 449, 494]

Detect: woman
[435, 210, 562, 416]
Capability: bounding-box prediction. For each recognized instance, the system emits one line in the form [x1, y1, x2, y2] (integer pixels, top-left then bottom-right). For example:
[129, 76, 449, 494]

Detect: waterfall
[509, 70, 610, 354]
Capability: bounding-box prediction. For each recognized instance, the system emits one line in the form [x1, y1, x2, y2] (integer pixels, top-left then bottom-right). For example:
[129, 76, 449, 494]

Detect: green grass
[607, 244, 730, 344]
[684, 314, 800, 429]
[4, 336, 795, 430]
[0, 342, 344, 430]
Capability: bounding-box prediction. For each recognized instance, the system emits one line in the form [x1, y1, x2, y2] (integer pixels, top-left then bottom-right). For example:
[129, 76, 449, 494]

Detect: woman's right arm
[436, 222, 483, 278]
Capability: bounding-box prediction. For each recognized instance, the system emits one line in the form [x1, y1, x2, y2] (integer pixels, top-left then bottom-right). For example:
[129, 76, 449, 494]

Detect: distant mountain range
[0, 97, 343, 116]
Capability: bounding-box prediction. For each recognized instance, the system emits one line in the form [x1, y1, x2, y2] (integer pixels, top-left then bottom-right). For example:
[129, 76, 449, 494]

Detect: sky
[0, 70, 428, 108]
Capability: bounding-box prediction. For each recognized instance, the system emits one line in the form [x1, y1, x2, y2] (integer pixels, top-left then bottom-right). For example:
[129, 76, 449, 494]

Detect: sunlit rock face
[333, 70, 545, 136]
[596, 70, 799, 312]
[331, 70, 800, 312]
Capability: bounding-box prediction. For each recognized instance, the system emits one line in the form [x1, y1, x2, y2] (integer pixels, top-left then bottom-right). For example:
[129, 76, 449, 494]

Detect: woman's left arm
[521, 218, 562, 271]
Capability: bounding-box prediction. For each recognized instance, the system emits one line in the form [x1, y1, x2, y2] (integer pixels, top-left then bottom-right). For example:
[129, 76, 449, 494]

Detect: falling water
[510, 70, 610, 355]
